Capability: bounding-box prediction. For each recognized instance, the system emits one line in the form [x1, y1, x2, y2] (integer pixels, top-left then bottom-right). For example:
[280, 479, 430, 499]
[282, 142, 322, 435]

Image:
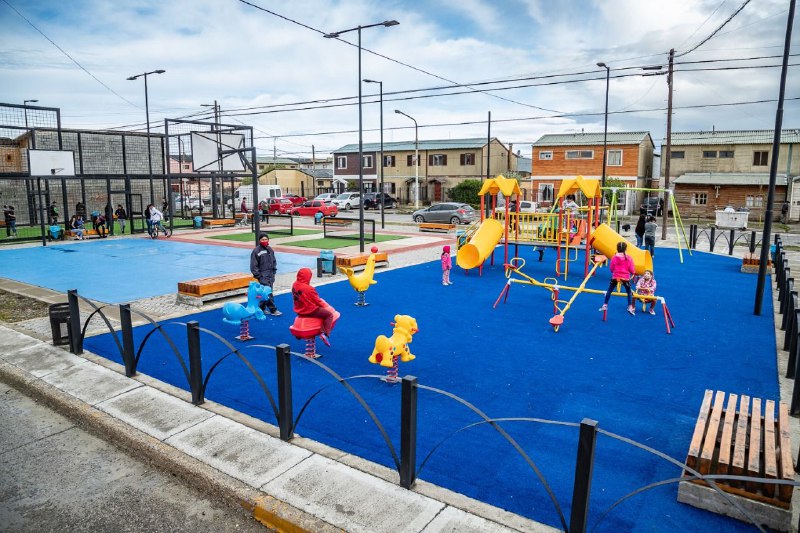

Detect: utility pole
[661, 48, 674, 240]
[485, 111, 491, 218]
[312, 145, 316, 197]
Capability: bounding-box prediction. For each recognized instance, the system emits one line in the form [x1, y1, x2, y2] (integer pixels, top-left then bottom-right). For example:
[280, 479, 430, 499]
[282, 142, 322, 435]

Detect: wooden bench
[335, 251, 389, 272]
[678, 390, 795, 530]
[323, 217, 353, 227]
[177, 272, 257, 306]
[65, 229, 103, 239]
[202, 218, 236, 228]
[419, 222, 456, 233]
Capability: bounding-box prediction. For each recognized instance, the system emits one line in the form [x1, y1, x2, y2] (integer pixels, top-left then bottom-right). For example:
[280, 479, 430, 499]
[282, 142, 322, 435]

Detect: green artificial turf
[208, 228, 322, 242]
[280, 233, 406, 249]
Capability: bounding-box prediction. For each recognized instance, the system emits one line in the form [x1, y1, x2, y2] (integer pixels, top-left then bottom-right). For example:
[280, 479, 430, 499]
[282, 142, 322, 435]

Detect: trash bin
[48, 303, 71, 346]
[49, 225, 62, 240]
[193, 216, 203, 229]
[317, 250, 336, 277]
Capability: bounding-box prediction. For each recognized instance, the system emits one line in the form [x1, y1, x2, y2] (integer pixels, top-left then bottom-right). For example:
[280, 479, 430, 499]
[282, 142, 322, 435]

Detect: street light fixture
[127, 69, 166, 203]
[324, 20, 399, 253]
[23, 99, 38, 130]
[394, 110, 419, 209]
[363, 78, 385, 228]
[596, 62, 610, 198]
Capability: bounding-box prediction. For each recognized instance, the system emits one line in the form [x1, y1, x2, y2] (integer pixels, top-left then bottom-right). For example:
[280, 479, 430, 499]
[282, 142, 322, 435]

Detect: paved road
[0, 381, 266, 532]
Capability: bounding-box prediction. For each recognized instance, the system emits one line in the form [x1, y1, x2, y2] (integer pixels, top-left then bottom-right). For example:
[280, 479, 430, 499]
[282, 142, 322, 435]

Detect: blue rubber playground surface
[80, 245, 778, 532]
[0, 239, 316, 303]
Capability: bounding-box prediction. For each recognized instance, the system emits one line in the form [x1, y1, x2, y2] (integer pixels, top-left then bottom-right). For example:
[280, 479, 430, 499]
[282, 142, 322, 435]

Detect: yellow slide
[457, 218, 504, 269]
[591, 223, 653, 275]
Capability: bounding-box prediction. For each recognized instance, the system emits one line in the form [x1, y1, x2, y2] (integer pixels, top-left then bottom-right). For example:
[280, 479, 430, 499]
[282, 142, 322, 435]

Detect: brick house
[662, 129, 800, 220]
[531, 132, 654, 209]
[332, 138, 517, 204]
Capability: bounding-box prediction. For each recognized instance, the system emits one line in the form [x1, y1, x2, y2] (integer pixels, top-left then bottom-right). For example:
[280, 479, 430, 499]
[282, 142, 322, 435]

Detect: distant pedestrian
[144, 204, 153, 234]
[4, 205, 17, 237]
[240, 198, 249, 225]
[644, 216, 658, 258]
[635, 213, 646, 248]
[781, 201, 789, 224]
[48, 201, 59, 224]
[115, 204, 128, 234]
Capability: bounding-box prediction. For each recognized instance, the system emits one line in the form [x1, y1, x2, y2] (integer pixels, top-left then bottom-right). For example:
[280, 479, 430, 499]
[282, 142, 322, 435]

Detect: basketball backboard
[191, 132, 246, 172]
[28, 150, 76, 176]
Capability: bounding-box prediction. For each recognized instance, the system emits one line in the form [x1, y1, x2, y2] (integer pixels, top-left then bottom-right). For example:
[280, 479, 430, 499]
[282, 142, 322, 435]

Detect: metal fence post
[783, 290, 796, 331]
[789, 313, 800, 380]
[400, 375, 418, 489]
[784, 293, 797, 351]
[779, 274, 791, 307]
[688, 224, 696, 249]
[276, 343, 293, 441]
[187, 321, 204, 405]
[119, 303, 136, 377]
[728, 229, 735, 256]
[709, 227, 716, 252]
[570, 418, 598, 533]
[749, 230, 757, 254]
[67, 289, 83, 355]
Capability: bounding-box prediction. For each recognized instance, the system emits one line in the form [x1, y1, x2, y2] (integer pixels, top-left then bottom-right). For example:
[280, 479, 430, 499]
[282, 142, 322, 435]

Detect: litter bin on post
[317, 250, 336, 277]
[193, 216, 203, 229]
[48, 303, 71, 346]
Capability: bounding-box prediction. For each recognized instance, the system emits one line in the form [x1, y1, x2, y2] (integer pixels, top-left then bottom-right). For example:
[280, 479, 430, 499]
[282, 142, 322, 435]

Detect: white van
[230, 185, 282, 210]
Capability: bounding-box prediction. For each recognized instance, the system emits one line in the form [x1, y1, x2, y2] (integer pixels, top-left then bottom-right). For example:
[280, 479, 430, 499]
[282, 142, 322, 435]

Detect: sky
[1, 0, 798, 160]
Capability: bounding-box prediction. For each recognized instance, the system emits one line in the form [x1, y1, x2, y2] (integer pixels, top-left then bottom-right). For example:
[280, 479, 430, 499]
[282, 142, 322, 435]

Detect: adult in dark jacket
[250, 233, 280, 315]
[634, 214, 646, 248]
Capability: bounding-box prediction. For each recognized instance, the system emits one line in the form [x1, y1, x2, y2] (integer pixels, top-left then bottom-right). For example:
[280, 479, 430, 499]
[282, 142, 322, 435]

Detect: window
[460, 153, 475, 165]
[539, 151, 553, 160]
[746, 195, 763, 208]
[429, 154, 447, 166]
[607, 150, 622, 166]
[363, 155, 373, 168]
[671, 151, 685, 159]
[337, 156, 347, 169]
[383, 155, 395, 167]
[538, 183, 554, 203]
[406, 155, 420, 166]
[182, 164, 190, 170]
[690, 192, 708, 205]
[702, 151, 717, 158]
[719, 150, 734, 158]
[565, 150, 593, 159]
[753, 151, 769, 166]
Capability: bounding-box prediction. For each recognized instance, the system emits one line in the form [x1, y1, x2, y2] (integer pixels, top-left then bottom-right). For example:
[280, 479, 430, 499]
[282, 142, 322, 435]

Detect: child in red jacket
[292, 267, 334, 346]
[599, 241, 636, 315]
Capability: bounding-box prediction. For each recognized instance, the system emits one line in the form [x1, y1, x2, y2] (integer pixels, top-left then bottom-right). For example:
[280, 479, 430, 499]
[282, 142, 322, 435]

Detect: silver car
[412, 202, 476, 224]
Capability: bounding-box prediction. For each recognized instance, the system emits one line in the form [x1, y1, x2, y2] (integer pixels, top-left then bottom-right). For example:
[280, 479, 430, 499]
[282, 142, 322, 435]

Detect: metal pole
[400, 375, 418, 489]
[662, 49, 674, 240]
[486, 111, 491, 218]
[414, 119, 419, 209]
[755, 0, 795, 315]
[276, 344, 294, 441]
[570, 419, 598, 533]
[601, 65, 609, 192]
[187, 321, 204, 405]
[379, 82, 385, 229]
[357, 26, 365, 253]
[144, 73, 154, 203]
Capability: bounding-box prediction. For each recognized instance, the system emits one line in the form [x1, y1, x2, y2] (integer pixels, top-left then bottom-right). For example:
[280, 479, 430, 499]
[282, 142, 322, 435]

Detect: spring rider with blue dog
[222, 281, 271, 341]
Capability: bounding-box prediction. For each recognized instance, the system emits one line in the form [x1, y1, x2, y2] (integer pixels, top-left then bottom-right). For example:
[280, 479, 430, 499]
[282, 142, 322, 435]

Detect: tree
[603, 177, 627, 205]
[448, 179, 482, 208]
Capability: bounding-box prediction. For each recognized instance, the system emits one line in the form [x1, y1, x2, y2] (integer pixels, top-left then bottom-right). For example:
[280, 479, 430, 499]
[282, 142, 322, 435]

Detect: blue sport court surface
[82, 246, 778, 532]
[0, 239, 316, 303]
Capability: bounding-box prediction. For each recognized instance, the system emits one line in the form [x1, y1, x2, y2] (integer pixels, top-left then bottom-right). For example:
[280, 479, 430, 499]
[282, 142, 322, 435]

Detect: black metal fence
[322, 216, 376, 242]
[59, 288, 798, 532]
[687, 224, 764, 256]
[771, 235, 800, 418]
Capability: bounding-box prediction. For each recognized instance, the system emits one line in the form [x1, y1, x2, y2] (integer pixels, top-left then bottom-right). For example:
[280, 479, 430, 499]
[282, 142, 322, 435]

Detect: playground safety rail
[772, 235, 800, 419]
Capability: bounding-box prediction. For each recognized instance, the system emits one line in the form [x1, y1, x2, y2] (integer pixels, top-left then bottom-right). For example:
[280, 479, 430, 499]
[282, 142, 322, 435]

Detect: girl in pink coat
[441, 245, 452, 286]
[599, 241, 636, 315]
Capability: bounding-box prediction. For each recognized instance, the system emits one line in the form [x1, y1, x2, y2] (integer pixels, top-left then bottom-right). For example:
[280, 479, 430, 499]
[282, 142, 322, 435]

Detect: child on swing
[599, 241, 636, 315]
[635, 269, 658, 315]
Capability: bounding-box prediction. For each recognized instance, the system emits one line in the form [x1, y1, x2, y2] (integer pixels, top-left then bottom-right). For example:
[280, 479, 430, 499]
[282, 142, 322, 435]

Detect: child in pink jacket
[599, 241, 636, 315]
[441, 245, 452, 286]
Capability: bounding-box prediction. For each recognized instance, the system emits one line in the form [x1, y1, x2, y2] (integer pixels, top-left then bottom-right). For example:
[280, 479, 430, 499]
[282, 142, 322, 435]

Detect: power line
[677, 0, 753, 57]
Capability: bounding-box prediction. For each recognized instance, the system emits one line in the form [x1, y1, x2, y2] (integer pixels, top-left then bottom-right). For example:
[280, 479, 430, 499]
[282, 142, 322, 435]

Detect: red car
[282, 194, 306, 206]
[291, 200, 338, 217]
[266, 198, 294, 214]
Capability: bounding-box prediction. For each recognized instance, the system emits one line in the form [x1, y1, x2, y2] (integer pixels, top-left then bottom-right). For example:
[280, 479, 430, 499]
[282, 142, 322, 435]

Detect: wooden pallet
[419, 222, 456, 233]
[683, 389, 794, 508]
[177, 272, 256, 297]
[202, 218, 236, 228]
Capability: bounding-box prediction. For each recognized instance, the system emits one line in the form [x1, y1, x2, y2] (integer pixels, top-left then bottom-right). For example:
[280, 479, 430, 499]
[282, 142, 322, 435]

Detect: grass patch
[208, 228, 322, 242]
[0, 289, 50, 322]
[282, 234, 406, 249]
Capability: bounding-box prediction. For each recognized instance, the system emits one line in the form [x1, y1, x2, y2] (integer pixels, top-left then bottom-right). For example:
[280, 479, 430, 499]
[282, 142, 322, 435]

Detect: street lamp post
[596, 63, 610, 197]
[127, 69, 166, 204]
[363, 79, 385, 229]
[394, 110, 419, 209]
[324, 20, 399, 253]
[23, 99, 38, 130]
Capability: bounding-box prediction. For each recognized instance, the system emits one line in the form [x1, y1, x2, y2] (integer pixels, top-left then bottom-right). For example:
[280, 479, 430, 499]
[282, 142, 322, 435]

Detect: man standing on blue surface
[250, 233, 281, 316]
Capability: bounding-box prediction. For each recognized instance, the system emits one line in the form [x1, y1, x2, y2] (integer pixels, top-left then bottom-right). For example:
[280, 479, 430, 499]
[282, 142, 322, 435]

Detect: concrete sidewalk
[0, 324, 555, 533]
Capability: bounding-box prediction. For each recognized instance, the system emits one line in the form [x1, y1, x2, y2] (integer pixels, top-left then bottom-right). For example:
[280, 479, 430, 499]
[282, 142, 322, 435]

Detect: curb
[0, 360, 339, 533]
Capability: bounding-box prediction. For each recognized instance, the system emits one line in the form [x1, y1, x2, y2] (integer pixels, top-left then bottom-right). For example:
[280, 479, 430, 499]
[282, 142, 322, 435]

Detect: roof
[256, 156, 299, 165]
[534, 132, 653, 147]
[517, 157, 532, 173]
[301, 168, 333, 179]
[557, 175, 602, 199]
[673, 173, 789, 186]
[334, 138, 496, 153]
[665, 129, 800, 146]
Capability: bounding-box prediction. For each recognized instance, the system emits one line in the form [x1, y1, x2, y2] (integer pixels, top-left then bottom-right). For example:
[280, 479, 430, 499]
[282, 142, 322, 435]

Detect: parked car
[640, 197, 663, 216]
[363, 192, 398, 209]
[314, 193, 338, 203]
[292, 200, 338, 217]
[282, 194, 306, 206]
[495, 200, 537, 213]
[266, 198, 294, 214]
[332, 192, 361, 210]
[412, 202, 476, 224]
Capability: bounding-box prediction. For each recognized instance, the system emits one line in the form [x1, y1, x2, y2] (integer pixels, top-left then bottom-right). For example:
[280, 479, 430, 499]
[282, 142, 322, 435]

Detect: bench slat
[732, 394, 749, 481]
[763, 400, 777, 498]
[717, 393, 738, 475]
[178, 273, 255, 296]
[419, 222, 456, 233]
[778, 403, 795, 502]
[746, 397, 762, 492]
[686, 390, 713, 470]
[699, 390, 725, 474]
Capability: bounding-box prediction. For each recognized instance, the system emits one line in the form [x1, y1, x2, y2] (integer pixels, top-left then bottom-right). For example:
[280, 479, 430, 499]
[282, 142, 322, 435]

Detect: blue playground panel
[0, 239, 316, 303]
[84, 247, 776, 532]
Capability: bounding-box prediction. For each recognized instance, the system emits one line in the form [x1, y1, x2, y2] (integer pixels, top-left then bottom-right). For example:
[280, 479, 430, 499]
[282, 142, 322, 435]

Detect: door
[434, 181, 442, 202]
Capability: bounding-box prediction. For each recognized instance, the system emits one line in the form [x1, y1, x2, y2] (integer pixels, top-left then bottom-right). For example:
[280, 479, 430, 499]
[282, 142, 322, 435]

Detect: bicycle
[148, 221, 172, 239]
